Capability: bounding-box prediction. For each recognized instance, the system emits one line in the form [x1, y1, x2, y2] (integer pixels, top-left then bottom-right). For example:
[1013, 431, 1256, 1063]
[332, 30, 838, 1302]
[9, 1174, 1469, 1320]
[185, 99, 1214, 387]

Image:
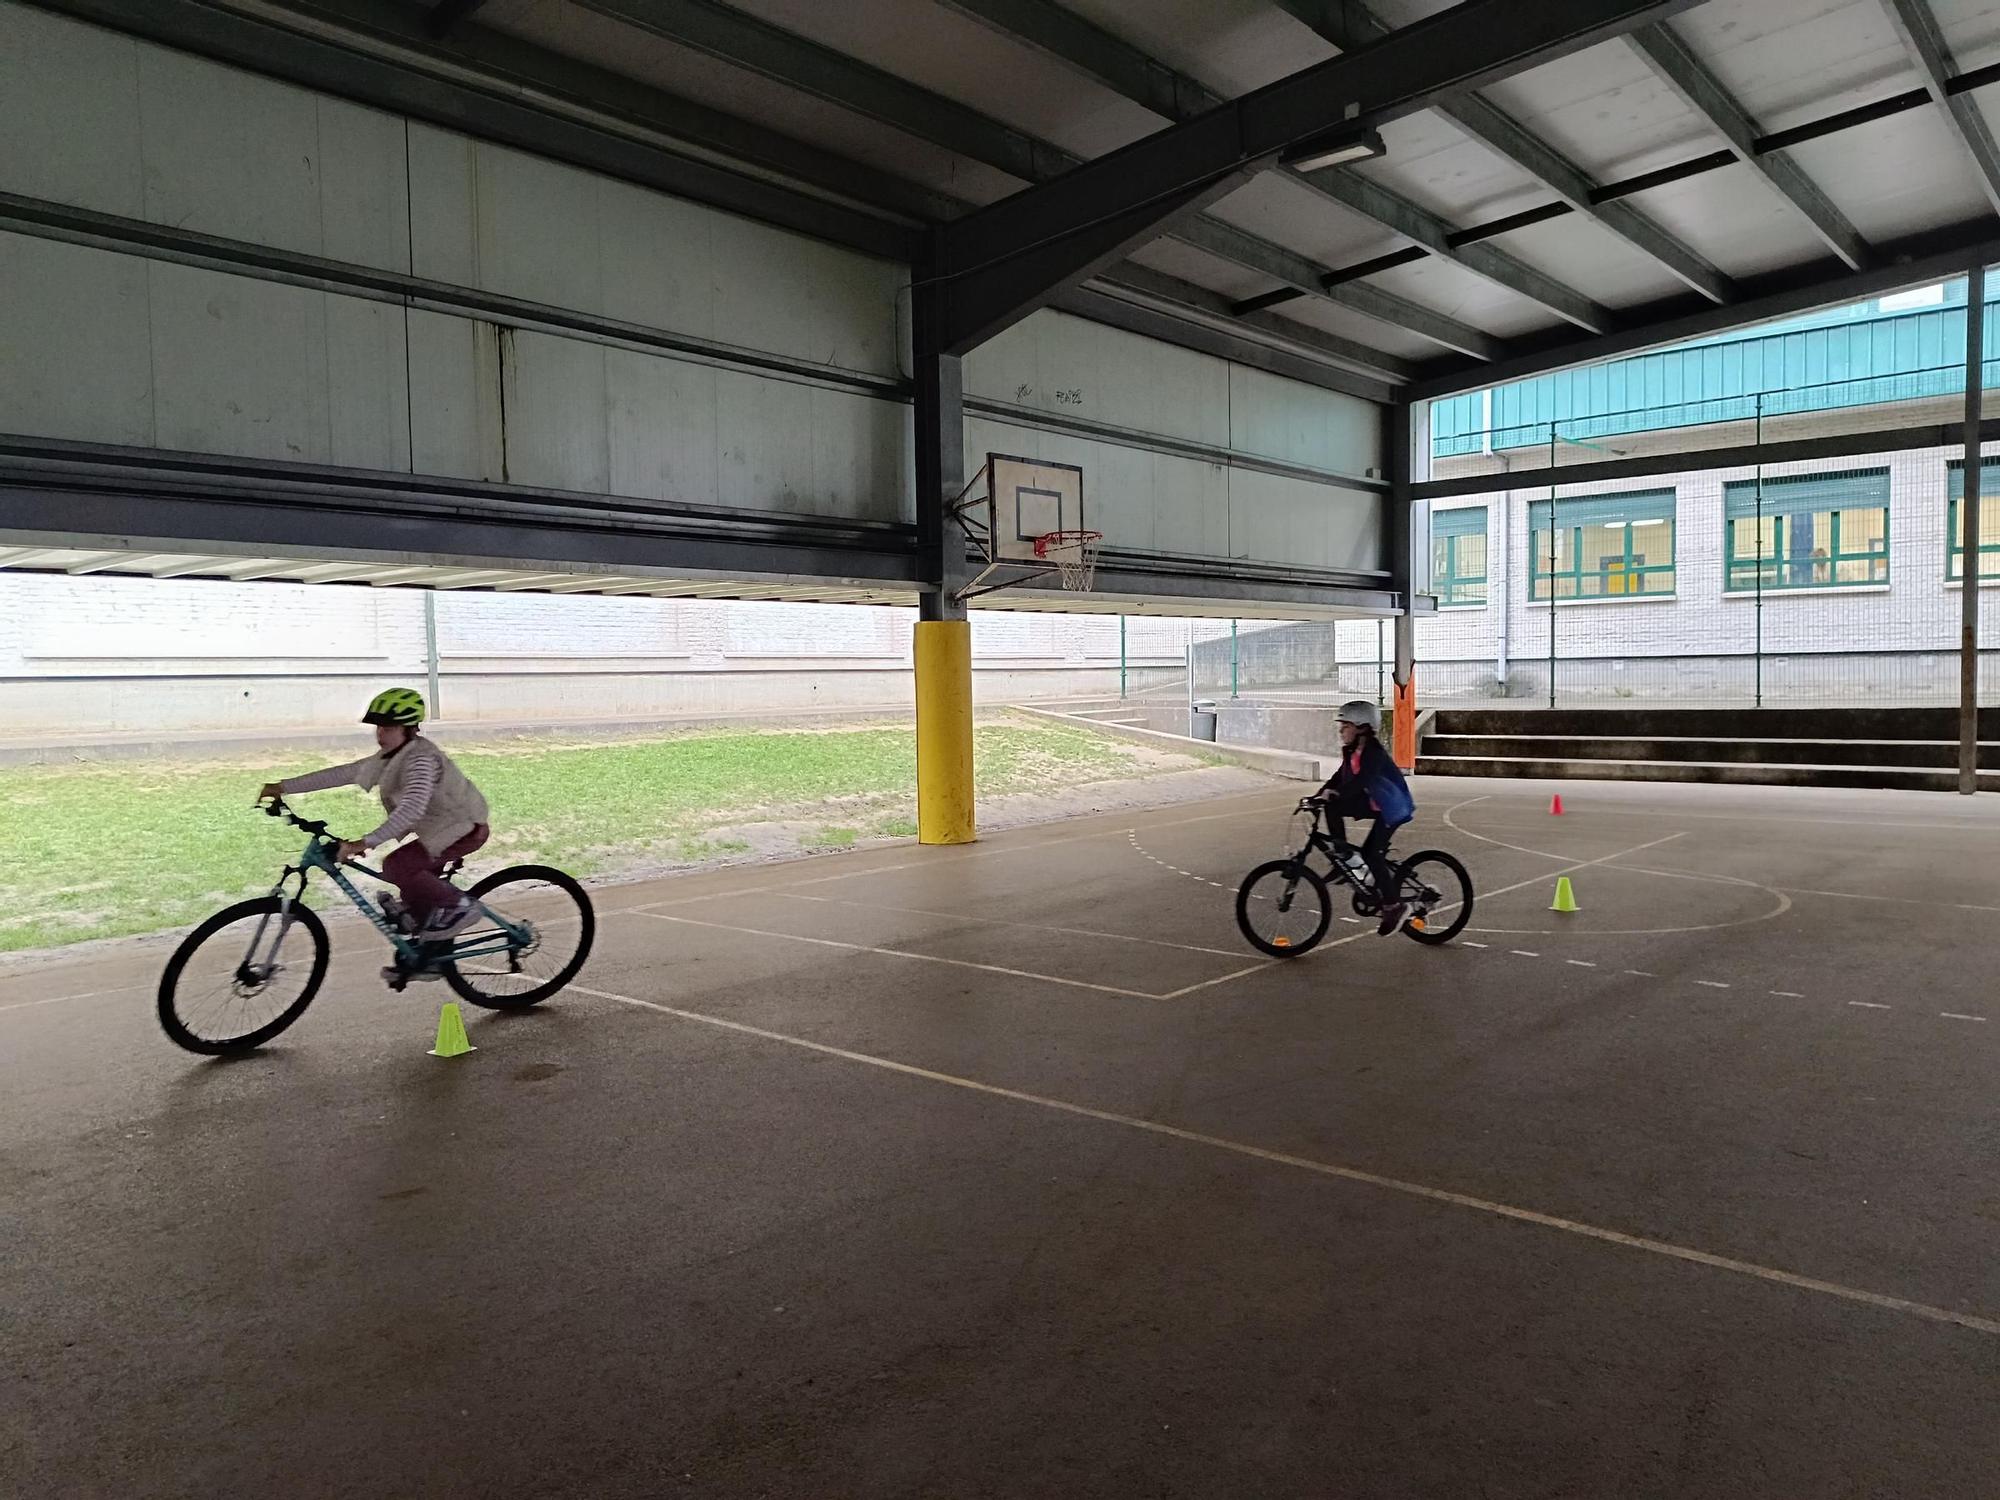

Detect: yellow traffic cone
[429, 1002, 475, 1058]
[1551, 876, 1579, 913]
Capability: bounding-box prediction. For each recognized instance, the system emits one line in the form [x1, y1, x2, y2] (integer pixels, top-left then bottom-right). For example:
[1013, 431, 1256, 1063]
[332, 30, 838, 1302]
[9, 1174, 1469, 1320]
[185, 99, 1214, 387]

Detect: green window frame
[1430, 506, 1488, 606]
[1530, 490, 1676, 602]
[1946, 460, 2000, 581]
[1722, 470, 1889, 591]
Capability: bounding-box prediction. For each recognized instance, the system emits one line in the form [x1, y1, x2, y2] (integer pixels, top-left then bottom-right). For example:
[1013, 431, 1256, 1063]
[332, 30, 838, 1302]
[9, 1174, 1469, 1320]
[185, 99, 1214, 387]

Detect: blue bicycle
[157, 797, 594, 1054]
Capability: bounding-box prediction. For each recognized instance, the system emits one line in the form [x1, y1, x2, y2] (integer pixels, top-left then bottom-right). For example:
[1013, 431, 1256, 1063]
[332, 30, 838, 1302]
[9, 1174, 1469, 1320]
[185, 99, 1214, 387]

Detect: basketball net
[1034, 530, 1102, 591]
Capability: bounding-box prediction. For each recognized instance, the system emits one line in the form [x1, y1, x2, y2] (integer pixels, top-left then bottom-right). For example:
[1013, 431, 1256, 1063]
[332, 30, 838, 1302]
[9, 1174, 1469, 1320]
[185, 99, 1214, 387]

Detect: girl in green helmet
[259, 688, 491, 949]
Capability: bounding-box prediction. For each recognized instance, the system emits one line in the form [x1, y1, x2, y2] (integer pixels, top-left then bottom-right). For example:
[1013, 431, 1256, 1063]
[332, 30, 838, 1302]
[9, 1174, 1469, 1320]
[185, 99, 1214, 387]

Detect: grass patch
[0, 716, 1183, 952]
[807, 826, 860, 849]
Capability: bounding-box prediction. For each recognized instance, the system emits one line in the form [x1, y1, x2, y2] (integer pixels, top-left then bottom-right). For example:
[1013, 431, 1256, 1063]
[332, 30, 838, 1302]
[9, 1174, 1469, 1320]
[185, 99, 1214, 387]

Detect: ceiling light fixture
[1282, 127, 1387, 173]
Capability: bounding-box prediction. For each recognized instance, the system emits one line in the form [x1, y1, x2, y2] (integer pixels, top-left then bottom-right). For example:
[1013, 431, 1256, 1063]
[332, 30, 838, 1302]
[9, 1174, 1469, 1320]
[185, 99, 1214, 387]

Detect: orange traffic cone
[1549, 793, 1565, 816]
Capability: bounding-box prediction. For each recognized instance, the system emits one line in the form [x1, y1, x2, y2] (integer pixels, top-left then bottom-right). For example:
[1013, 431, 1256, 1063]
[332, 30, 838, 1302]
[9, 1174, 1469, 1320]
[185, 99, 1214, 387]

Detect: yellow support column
[914, 618, 975, 845]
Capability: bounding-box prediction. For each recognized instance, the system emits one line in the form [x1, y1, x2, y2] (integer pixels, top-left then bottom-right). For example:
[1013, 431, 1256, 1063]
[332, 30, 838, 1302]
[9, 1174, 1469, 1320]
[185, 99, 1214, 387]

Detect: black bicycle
[156, 798, 594, 1055]
[1235, 797, 1473, 956]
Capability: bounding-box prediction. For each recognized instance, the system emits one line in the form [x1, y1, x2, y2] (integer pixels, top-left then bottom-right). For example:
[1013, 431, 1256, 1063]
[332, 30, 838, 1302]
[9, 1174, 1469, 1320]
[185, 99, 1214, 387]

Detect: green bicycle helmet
[362, 687, 426, 728]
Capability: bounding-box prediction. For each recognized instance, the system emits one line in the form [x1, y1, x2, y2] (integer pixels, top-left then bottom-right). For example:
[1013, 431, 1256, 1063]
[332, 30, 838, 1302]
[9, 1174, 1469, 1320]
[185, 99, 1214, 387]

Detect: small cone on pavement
[429, 1002, 475, 1058]
[1551, 877, 1579, 914]
[1549, 793, 1565, 815]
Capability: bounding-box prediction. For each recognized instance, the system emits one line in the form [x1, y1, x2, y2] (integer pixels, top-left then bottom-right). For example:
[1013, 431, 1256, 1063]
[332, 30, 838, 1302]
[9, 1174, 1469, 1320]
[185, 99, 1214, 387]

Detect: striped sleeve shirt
[280, 752, 440, 848]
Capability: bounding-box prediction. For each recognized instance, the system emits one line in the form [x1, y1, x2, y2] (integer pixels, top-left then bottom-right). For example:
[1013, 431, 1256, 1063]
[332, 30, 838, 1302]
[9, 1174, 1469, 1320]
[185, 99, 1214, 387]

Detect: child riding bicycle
[1312, 699, 1414, 936]
[258, 688, 490, 950]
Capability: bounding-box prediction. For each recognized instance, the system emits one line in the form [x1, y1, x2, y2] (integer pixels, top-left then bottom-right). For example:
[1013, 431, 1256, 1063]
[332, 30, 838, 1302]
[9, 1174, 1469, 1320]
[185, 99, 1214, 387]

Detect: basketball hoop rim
[1031, 528, 1102, 559]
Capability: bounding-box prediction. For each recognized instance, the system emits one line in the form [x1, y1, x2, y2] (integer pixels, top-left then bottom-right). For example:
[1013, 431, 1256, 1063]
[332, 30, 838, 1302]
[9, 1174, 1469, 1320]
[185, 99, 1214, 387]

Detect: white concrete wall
[0, 575, 1234, 734]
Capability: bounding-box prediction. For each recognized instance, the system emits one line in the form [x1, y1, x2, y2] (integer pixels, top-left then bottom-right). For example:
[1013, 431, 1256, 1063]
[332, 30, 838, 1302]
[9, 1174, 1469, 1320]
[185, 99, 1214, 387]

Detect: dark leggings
[1329, 794, 1398, 903]
[381, 824, 489, 922]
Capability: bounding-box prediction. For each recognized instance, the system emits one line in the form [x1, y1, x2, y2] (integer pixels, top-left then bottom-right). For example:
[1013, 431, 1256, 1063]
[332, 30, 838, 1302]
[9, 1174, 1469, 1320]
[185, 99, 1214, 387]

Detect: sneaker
[421, 899, 479, 942]
[1375, 901, 1406, 937]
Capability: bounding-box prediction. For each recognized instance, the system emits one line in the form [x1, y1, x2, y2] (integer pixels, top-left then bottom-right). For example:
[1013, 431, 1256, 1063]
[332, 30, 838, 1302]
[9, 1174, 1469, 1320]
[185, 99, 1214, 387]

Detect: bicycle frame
[239, 822, 530, 978]
[1284, 803, 1372, 892]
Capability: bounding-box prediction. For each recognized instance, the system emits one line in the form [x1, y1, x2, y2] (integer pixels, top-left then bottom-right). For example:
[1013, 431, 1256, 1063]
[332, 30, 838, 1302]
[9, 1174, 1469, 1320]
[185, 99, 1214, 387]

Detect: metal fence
[1413, 349, 1998, 709]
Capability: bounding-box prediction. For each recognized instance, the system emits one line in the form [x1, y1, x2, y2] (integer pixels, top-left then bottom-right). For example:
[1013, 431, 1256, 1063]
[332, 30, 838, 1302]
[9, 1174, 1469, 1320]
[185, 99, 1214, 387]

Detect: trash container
[1189, 700, 1218, 742]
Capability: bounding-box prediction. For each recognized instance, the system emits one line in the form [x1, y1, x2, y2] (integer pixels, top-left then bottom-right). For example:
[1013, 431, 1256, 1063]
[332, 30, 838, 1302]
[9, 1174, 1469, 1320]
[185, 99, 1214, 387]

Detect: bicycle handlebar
[261, 796, 334, 841]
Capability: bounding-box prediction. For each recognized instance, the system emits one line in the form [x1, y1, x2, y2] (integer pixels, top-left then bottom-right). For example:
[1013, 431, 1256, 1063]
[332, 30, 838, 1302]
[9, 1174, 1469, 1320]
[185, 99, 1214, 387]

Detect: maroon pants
[381, 825, 489, 922]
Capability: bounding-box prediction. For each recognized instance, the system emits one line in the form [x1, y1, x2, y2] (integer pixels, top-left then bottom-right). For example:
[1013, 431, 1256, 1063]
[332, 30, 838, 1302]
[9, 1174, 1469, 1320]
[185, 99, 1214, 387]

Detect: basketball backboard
[948, 454, 1089, 600]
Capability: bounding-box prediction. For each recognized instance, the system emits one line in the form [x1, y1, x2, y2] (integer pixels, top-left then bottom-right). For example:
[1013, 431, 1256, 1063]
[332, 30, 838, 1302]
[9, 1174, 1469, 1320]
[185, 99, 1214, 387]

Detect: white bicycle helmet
[1337, 699, 1382, 734]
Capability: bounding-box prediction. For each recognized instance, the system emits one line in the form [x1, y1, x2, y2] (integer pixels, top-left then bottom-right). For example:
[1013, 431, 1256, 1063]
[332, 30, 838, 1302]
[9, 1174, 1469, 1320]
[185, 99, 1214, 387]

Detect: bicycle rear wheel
[1393, 850, 1474, 945]
[444, 865, 595, 1009]
[158, 897, 329, 1054]
[1235, 859, 1333, 957]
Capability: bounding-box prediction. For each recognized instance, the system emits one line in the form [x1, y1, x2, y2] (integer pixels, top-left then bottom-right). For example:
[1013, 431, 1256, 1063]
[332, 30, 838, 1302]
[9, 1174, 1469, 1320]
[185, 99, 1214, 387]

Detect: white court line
[622, 909, 1165, 1001]
[776, 892, 1245, 959]
[1772, 991, 1805, 999]
[1166, 831, 1688, 1000]
[631, 795, 1292, 913]
[1941, 1013, 1989, 1023]
[1777, 887, 2000, 915]
[1694, 980, 1731, 990]
[1625, 970, 1657, 978]
[1566, 960, 1597, 968]
[1462, 941, 1489, 949]
[0, 980, 151, 1017]
[571, 982, 2000, 1341]
[1849, 1001, 1891, 1010]
[1511, 950, 1540, 958]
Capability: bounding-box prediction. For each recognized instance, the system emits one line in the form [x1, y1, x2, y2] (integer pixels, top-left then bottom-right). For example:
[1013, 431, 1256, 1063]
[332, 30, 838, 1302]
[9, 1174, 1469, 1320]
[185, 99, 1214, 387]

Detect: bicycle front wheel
[1394, 851, 1474, 945]
[158, 897, 329, 1054]
[1235, 859, 1332, 957]
[444, 865, 595, 1009]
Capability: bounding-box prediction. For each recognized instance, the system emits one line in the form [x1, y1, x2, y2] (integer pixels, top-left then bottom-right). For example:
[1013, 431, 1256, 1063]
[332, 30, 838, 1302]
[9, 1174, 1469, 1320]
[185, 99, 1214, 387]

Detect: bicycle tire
[1394, 850, 1474, 945]
[445, 865, 595, 1009]
[1235, 859, 1333, 957]
[158, 897, 329, 1055]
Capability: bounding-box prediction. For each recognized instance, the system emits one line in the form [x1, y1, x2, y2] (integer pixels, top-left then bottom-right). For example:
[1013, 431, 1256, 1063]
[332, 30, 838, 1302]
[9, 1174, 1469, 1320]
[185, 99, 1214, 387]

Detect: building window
[1723, 470, 1889, 591]
[1431, 506, 1487, 606]
[1947, 459, 2000, 581]
[1530, 490, 1675, 601]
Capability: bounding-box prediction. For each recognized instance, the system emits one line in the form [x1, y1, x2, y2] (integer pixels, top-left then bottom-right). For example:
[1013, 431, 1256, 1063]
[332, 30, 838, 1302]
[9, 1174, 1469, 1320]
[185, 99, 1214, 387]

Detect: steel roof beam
[937, 0, 1612, 331]
[1629, 23, 1874, 271]
[930, 0, 1699, 353]
[1270, 0, 1731, 304]
[1881, 0, 2000, 217]
[583, 0, 1505, 357]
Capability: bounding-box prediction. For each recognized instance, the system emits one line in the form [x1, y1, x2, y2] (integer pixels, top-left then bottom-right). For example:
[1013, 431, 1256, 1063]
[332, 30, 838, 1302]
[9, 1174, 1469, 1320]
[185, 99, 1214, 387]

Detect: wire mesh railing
[1415, 351, 1997, 710]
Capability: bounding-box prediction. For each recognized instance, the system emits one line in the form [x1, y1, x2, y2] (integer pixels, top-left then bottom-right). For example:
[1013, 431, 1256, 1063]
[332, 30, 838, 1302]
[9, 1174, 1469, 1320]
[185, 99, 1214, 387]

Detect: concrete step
[1426, 734, 2000, 771]
[1417, 753, 2000, 794]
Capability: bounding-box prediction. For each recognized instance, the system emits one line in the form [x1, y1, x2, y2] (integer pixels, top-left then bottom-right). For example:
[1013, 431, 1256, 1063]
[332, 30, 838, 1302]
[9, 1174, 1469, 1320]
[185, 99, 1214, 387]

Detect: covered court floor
[6, 776, 2000, 1497]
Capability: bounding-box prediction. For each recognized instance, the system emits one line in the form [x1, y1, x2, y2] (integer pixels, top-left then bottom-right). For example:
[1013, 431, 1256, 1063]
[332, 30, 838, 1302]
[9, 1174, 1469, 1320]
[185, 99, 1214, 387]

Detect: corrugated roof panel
[1784, 113, 1990, 241]
[1204, 173, 1404, 268]
[1352, 113, 1550, 228]
[1360, 257, 1552, 340]
[1480, 214, 1688, 309]
[1473, 37, 1723, 181]
[1606, 160, 1832, 276]
[1669, 0, 1914, 123]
